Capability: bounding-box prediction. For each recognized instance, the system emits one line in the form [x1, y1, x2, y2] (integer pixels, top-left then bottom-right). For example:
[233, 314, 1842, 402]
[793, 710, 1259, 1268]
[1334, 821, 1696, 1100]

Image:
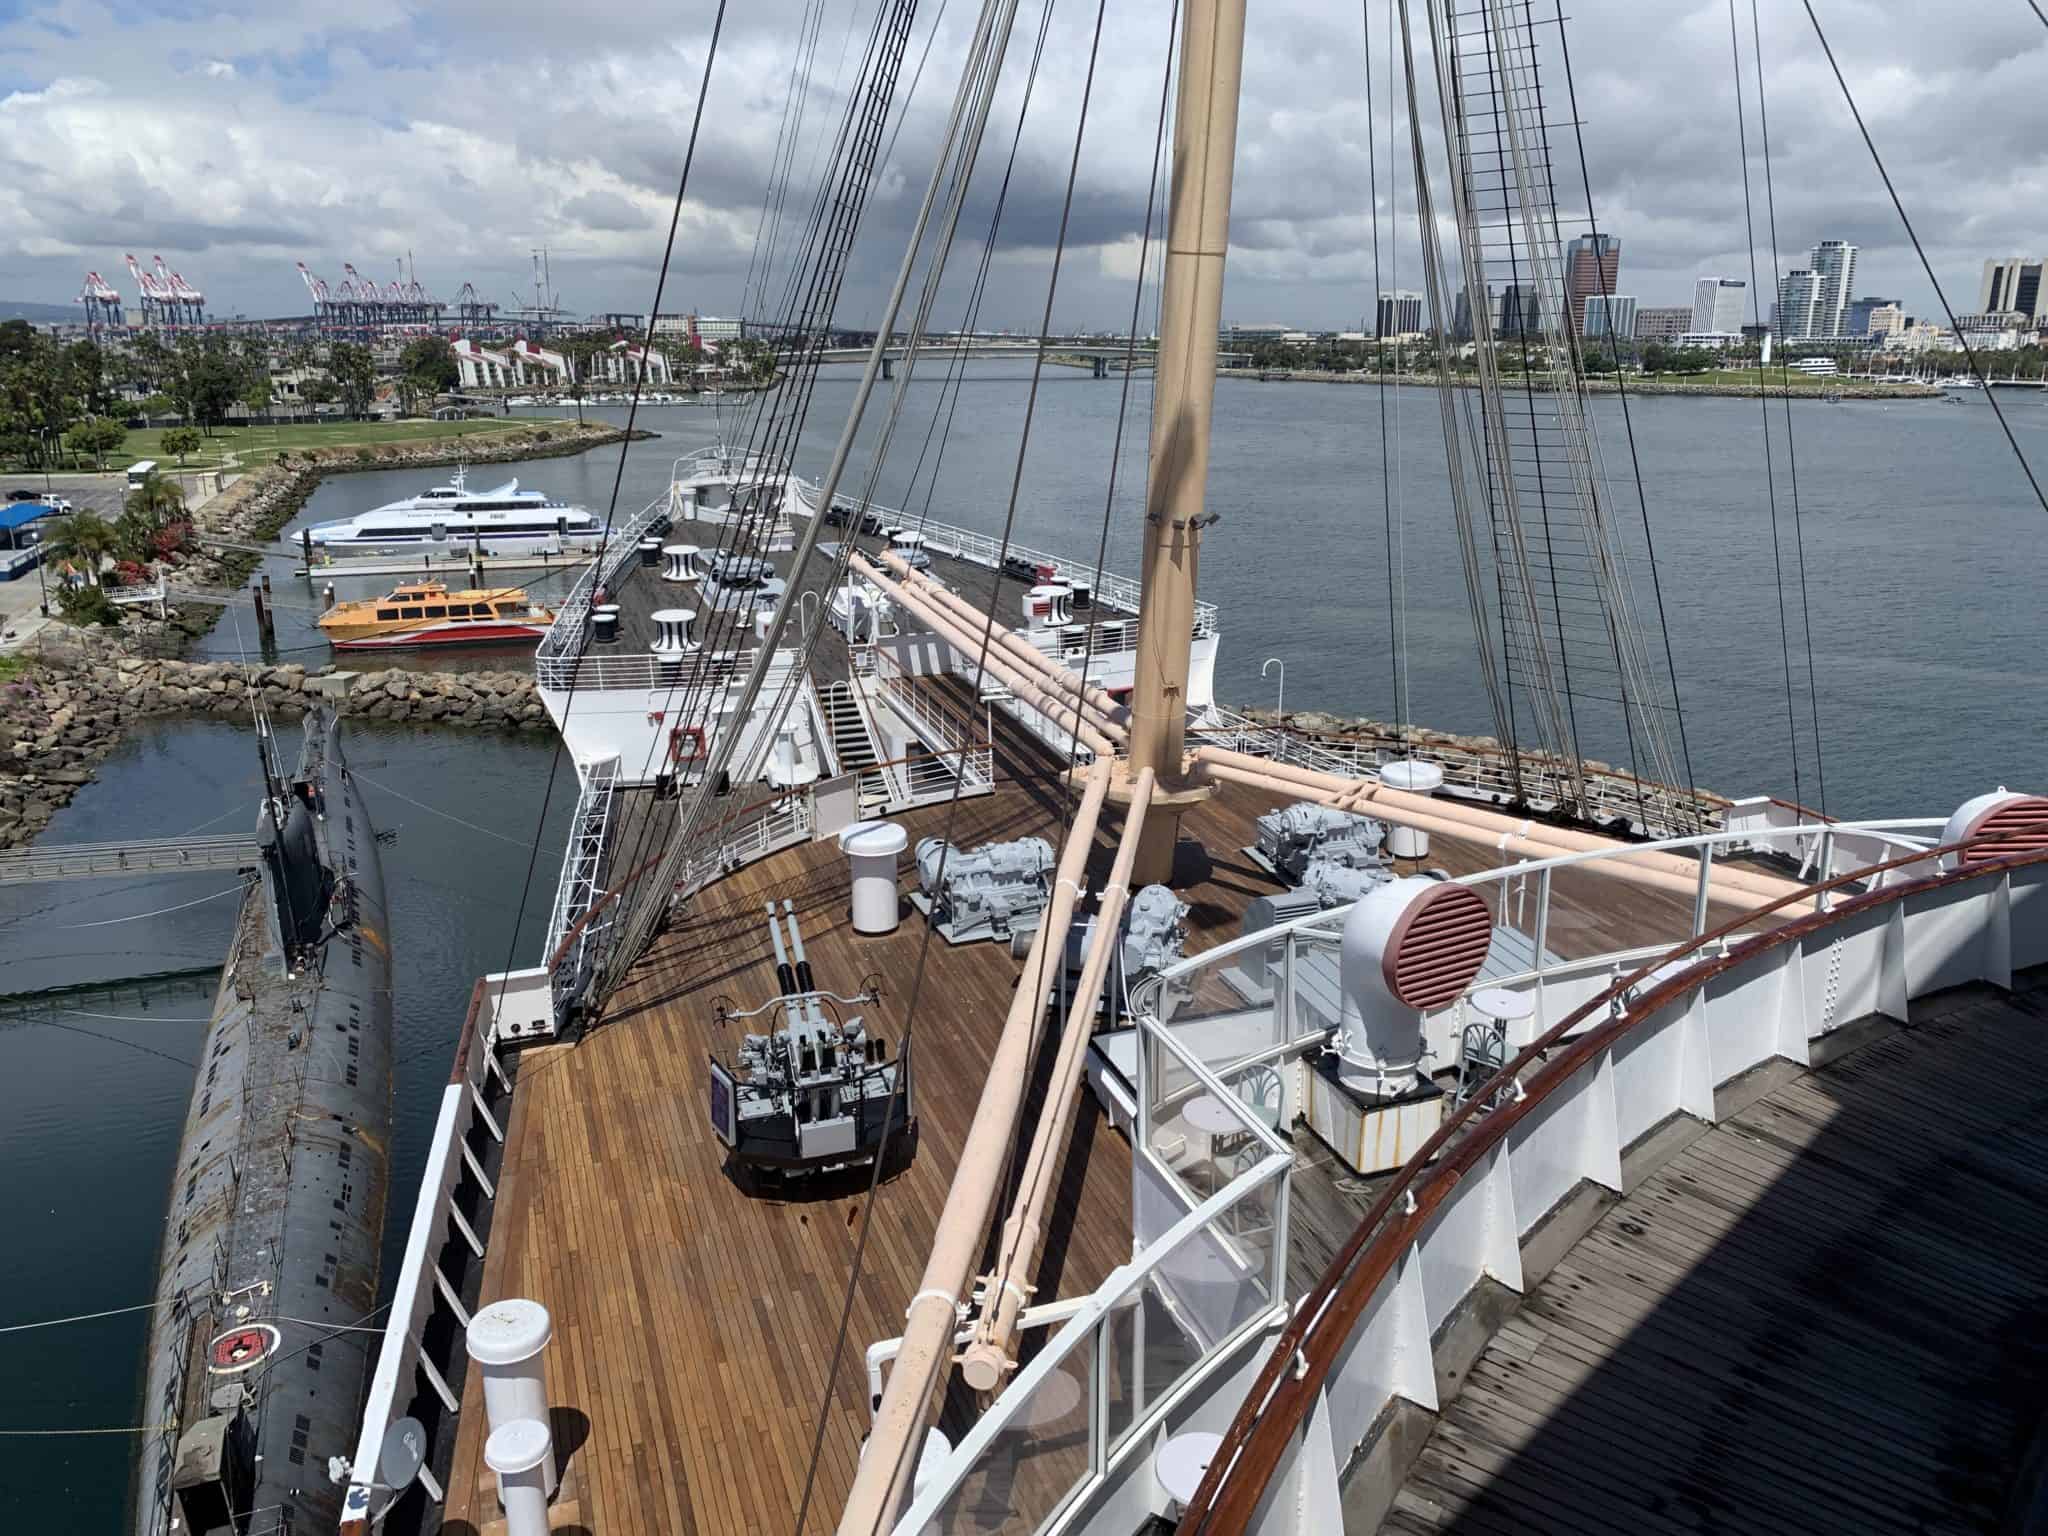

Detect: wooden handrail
[1177, 823, 2048, 1533]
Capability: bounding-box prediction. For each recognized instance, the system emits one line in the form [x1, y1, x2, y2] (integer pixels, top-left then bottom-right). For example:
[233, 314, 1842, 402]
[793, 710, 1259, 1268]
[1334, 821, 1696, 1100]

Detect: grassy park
[116, 415, 576, 472]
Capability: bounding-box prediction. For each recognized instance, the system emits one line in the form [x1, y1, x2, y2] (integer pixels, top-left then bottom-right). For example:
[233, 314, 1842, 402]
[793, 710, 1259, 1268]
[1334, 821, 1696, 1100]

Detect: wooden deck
[441, 734, 1758, 1535]
[1383, 974, 2048, 1536]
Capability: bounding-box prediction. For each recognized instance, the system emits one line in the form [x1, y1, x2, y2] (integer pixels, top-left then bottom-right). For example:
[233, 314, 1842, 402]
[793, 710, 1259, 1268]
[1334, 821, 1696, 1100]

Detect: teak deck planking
[442, 761, 1753, 1535]
[1384, 976, 2048, 1535]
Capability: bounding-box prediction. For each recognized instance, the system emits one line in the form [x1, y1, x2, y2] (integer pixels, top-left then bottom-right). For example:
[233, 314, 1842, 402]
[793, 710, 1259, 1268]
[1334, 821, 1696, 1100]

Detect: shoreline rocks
[0, 643, 545, 849]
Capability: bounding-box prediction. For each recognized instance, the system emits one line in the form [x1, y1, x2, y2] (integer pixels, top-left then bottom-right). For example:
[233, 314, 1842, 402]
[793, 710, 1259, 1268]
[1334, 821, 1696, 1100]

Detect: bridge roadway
[1377, 971, 2048, 1536]
[0, 834, 258, 886]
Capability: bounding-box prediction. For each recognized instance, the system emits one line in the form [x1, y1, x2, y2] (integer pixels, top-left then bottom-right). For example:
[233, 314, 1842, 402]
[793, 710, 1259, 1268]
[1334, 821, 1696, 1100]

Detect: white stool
[650, 608, 698, 656]
[839, 821, 909, 935]
[1470, 985, 1536, 1048]
[662, 544, 701, 583]
[1378, 759, 1446, 858]
[484, 1417, 555, 1533]
[467, 1299, 557, 1498]
[1155, 1429, 1223, 1514]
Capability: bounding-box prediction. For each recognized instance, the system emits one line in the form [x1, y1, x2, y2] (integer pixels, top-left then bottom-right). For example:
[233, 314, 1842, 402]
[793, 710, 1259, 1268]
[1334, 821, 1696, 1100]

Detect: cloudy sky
[0, 0, 2040, 330]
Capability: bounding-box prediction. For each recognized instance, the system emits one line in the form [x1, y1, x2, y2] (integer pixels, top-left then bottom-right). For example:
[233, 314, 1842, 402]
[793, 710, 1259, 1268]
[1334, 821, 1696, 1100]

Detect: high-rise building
[1375, 290, 1424, 338]
[1799, 239, 1858, 338]
[1497, 283, 1550, 340]
[1980, 257, 2045, 323]
[1691, 277, 1747, 335]
[1582, 294, 1638, 341]
[1862, 303, 1906, 340]
[1564, 233, 1621, 336]
[1843, 295, 1901, 337]
[1633, 306, 1691, 342]
[1774, 269, 1820, 340]
[1451, 286, 1505, 342]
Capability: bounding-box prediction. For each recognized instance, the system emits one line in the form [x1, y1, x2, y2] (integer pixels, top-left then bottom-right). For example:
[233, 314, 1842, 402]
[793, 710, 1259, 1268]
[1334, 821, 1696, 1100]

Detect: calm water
[6, 366, 2045, 1523]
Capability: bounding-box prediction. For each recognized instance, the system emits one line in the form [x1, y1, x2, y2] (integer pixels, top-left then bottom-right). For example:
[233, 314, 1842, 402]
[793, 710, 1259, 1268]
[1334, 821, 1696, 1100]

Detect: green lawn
[122, 416, 577, 471]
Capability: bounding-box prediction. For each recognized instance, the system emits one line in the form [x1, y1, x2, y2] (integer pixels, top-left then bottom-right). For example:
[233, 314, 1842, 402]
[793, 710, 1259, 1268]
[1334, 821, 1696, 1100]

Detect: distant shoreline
[1216, 367, 1945, 400]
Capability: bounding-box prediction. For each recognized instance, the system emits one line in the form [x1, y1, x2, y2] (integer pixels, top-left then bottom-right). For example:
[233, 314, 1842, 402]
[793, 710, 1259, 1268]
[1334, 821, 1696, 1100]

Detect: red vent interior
[1382, 883, 1494, 1009]
[1963, 797, 2048, 867]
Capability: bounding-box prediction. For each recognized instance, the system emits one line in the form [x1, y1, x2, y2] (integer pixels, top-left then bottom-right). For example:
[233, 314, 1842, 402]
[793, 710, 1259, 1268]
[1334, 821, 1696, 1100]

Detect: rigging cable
[1748, 0, 1826, 815]
[795, 3, 1131, 1526]
[1798, 0, 2048, 524]
[1551, 0, 1700, 818]
[483, 0, 730, 1032]
[1724, 0, 1805, 811]
[1366, 0, 1402, 751]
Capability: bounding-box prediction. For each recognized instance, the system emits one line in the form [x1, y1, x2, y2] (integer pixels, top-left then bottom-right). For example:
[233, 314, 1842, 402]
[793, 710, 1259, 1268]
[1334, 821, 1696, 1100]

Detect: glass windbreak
[928, 1335, 1095, 1535]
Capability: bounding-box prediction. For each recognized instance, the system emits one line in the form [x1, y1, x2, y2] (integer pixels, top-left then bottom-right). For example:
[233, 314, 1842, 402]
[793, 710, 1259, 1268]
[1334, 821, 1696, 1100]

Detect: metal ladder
[820, 681, 890, 813]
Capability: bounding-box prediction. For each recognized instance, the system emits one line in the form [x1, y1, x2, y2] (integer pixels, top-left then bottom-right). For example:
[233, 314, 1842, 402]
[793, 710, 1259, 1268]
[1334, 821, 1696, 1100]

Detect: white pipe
[1193, 746, 1805, 905]
[961, 769, 1155, 1390]
[1200, 760, 1788, 912]
[848, 555, 1120, 758]
[836, 765, 1111, 1535]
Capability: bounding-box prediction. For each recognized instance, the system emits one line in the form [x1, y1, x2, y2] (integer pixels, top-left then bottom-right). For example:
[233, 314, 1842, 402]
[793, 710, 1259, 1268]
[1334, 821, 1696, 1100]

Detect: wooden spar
[847, 554, 1121, 757]
[876, 551, 1129, 736]
[833, 766, 1112, 1536]
[1126, 0, 1248, 883]
[1198, 760, 1791, 911]
[959, 767, 1157, 1391]
[1191, 746, 1807, 904]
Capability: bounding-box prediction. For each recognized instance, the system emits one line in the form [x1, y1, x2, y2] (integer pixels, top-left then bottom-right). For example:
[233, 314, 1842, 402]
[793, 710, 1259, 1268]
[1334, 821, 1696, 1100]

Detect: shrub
[276, 451, 292, 465]
[354, 447, 376, 462]
[110, 560, 149, 588]
[532, 429, 552, 443]
[56, 583, 121, 627]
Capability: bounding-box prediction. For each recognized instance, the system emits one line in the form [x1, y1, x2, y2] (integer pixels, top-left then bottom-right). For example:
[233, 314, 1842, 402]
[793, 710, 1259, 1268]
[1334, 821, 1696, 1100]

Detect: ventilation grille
[1963, 797, 2048, 867]
[1384, 884, 1494, 1009]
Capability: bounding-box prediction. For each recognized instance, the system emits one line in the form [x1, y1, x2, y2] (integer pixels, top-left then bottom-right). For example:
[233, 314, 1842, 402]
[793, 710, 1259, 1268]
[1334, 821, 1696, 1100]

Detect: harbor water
[4, 366, 2044, 1523]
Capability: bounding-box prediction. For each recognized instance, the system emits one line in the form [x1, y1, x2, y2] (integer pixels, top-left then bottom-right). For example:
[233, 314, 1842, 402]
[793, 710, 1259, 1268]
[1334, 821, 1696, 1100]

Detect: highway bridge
[812, 335, 1177, 378]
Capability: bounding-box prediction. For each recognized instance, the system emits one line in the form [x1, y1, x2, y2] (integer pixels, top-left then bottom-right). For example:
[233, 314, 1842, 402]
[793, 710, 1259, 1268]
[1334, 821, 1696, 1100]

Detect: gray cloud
[0, 0, 2040, 328]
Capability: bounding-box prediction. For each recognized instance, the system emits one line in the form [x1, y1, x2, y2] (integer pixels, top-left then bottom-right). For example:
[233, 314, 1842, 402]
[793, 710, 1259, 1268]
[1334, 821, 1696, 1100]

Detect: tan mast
[1127, 0, 1248, 883]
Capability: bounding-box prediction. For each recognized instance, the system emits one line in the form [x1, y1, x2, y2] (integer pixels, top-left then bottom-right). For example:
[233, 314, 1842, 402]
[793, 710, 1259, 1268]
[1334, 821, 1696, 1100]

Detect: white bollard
[1378, 759, 1446, 860]
[839, 821, 909, 936]
[485, 1417, 555, 1532]
[467, 1299, 557, 1496]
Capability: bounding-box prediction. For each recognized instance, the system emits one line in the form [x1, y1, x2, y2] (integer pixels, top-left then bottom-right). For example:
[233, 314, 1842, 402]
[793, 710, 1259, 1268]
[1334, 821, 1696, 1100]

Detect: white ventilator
[1337, 875, 1494, 1098]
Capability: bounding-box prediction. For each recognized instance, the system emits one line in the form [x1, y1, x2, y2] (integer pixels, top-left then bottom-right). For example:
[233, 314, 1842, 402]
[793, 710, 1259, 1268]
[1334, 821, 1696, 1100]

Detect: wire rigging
[1747, 0, 1826, 816]
[1797, 0, 2048, 521]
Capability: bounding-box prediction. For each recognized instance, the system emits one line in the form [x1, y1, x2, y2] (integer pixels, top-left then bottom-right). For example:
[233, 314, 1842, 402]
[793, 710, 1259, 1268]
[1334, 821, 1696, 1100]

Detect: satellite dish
[379, 1417, 427, 1493]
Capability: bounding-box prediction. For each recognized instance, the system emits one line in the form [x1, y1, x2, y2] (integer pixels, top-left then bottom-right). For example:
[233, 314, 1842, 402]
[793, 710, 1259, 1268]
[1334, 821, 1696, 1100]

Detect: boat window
[424, 606, 446, 618]
[376, 608, 400, 621]
[447, 603, 471, 617]
[495, 601, 520, 615]
[400, 606, 424, 619]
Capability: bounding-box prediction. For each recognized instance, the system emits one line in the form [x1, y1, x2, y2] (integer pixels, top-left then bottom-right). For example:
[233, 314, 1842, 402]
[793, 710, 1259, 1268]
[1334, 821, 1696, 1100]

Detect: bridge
[814, 335, 1159, 378]
[0, 834, 258, 886]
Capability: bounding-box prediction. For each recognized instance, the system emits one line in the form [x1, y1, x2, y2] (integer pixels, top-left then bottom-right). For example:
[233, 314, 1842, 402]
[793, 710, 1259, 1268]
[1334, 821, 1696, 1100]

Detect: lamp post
[1262, 656, 1285, 733]
[29, 528, 49, 616]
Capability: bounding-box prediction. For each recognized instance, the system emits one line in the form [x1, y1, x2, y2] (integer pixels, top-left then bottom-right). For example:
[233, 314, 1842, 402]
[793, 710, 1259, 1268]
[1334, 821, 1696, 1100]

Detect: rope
[1747, 0, 1826, 816]
[1724, 0, 1805, 812]
[58, 1008, 211, 1023]
[0, 1422, 176, 1436]
[1364, 0, 1400, 751]
[61, 880, 249, 928]
[0, 1298, 169, 1334]
[349, 767, 553, 851]
[1797, 0, 2048, 525]
[11, 1016, 196, 1068]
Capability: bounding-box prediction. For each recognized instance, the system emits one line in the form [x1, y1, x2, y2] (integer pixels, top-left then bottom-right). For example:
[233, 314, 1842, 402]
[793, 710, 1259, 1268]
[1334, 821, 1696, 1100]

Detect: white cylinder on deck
[484, 1417, 555, 1528]
[840, 820, 910, 935]
[468, 1300, 557, 1496]
[1378, 759, 1446, 859]
[662, 544, 701, 583]
[650, 608, 698, 656]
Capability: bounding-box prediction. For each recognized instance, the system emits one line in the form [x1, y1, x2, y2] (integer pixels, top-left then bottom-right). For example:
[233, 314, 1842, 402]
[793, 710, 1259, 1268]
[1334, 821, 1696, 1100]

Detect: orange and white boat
[316, 581, 555, 650]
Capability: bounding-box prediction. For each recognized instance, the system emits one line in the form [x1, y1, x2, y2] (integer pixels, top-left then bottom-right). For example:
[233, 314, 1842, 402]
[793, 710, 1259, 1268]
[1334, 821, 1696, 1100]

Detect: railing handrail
[1176, 821, 2048, 1533]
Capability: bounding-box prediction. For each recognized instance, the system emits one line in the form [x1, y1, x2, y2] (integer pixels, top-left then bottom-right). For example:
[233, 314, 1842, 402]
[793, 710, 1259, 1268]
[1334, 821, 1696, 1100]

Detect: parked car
[6, 488, 41, 502]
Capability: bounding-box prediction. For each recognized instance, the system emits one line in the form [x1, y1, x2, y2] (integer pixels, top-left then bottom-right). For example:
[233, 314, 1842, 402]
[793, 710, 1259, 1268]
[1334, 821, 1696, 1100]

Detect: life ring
[207, 1322, 282, 1374]
[670, 724, 708, 763]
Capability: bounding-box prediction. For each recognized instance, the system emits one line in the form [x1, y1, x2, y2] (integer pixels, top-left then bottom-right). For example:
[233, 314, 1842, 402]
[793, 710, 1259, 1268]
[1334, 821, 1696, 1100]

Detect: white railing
[867, 646, 995, 797]
[1195, 837, 2048, 1536]
[534, 644, 760, 694]
[1020, 616, 1143, 665]
[891, 1017, 1293, 1536]
[544, 755, 622, 1025]
[1193, 705, 1731, 840]
[675, 795, 815, 901]
[882, 809, 1961, 1536]
[342, 981, 509, 1531]
[789, 478, 1219, 636]
[533, 489, 671, 664]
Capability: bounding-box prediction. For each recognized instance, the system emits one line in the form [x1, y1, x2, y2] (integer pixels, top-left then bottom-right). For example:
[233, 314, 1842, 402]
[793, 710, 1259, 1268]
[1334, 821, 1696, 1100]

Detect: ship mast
[1126, 0, 1249, 883]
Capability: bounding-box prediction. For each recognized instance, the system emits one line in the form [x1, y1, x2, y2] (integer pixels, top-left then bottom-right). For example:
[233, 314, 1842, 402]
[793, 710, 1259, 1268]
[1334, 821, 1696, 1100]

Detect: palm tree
[41, 510, 117, 586]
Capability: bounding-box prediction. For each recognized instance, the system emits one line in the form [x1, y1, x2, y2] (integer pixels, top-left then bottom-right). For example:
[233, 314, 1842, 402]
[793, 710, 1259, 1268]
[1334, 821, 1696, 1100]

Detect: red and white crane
[77, 270, 123, 332]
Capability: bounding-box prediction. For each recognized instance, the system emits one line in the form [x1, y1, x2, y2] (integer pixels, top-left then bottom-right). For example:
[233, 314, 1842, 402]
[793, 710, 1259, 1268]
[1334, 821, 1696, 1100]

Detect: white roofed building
[452, 337, 572, 390]
[586, 341, 672, 386]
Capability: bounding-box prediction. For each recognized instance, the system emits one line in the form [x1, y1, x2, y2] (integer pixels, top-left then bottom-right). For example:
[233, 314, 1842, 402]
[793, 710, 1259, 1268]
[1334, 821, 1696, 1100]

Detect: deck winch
[1255, 801, 1389, 882]
[706, 901, 910, 1179]
[913, 834, 1055, 944]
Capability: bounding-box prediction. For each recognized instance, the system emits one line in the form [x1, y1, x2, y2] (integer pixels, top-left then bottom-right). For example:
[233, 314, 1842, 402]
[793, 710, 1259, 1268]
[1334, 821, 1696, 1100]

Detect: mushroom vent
[1943, 792, 2048, 871]
[1383, 882, 1493, 1009]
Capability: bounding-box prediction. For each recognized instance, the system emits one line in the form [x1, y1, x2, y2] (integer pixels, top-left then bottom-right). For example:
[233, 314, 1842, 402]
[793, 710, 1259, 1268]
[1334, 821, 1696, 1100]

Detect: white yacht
[304, 466, 607, 555]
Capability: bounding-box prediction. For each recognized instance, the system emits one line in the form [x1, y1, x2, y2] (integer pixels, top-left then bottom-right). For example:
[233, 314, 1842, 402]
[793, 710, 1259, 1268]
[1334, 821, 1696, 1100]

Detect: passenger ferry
[304, 466, 606, 555]
[316, 580, 555, 649]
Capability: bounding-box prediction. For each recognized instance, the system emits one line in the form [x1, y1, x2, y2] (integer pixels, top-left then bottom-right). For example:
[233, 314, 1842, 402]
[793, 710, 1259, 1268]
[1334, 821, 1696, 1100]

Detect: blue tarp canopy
[0, 502, 57, 533]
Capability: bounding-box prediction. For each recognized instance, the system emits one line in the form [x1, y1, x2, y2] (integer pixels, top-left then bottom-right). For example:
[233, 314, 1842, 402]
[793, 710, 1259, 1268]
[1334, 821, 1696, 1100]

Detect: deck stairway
[543, 753, 623, 1022]
[820, 680, 894, 814]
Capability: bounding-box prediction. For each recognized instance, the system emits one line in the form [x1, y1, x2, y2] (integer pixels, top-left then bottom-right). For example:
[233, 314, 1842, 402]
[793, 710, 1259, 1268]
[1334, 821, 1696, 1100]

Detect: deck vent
[1338, 876, 1492, 1098]
[1944, 791, 2048, 870]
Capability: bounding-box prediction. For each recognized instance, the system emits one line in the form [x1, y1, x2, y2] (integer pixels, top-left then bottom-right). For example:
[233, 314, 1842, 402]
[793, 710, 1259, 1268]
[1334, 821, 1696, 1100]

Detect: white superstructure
[305, 467, 606, 554]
